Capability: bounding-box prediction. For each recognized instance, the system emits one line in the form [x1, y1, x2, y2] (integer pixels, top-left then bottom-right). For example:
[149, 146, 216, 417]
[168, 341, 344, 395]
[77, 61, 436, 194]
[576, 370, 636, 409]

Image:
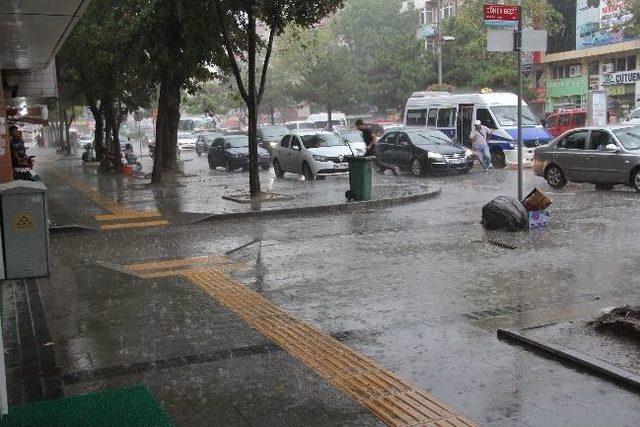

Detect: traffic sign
[484, 4, 520, 27]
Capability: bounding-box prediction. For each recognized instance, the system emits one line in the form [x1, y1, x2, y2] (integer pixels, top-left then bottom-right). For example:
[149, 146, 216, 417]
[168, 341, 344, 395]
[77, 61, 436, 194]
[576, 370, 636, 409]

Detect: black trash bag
[481, 196, 528, 231]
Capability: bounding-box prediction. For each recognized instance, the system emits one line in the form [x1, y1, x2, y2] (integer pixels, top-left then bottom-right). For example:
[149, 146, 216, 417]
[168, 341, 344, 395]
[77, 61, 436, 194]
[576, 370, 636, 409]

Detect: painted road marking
[54, 173, 169, 230]
[122, 257, 477, 426]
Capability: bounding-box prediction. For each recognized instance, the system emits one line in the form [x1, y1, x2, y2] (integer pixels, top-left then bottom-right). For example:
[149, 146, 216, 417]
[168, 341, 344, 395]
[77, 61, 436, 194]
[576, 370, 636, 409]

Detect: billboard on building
[576, 0, 635, 49]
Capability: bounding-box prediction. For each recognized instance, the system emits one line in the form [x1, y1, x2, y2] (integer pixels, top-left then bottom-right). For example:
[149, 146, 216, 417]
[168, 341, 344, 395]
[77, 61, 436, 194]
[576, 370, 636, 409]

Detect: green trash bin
[345, 156, 373, 201]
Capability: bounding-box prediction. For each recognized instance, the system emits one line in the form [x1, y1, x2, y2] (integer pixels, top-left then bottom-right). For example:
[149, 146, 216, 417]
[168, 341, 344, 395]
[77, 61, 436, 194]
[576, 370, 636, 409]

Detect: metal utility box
[0, 181, 49, 279]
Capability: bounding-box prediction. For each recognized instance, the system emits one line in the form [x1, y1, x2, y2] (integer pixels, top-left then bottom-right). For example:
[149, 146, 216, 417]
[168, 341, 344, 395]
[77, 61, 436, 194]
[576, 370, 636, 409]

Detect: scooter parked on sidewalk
[13, 156, 40, 181]
[123, 144, 143, 172]
[81, 143, 99, 166]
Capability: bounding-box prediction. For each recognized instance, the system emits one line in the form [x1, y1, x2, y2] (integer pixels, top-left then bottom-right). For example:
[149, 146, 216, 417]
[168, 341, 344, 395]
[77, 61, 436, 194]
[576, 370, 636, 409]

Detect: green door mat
[0, 385, 172, 427]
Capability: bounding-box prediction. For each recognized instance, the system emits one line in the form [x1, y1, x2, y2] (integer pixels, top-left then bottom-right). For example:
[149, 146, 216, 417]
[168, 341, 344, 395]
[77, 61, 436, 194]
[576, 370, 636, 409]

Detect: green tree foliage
[441, 0, 562, 90]
[280, 25, 354, 128]
[58, 0, 155, 166]
[183, 80, 244, 118]
[214, 0, 345, 196]
[127, 0, 231, 183]
[333, 0, 434, 113]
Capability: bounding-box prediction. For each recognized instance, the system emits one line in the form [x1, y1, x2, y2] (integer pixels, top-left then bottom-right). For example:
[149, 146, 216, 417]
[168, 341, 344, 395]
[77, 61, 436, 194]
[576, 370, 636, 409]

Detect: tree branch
[215, 1, 249, 103]
[257, 25, 276, 104]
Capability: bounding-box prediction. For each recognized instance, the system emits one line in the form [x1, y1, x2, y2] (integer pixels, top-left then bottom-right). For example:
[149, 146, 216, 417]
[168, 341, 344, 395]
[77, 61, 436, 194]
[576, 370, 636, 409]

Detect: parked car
[257, 125, 289, 153]
[375, 128, 474, 176]
[207, 135, 271, 172]
[625, 107, 640, 124]
[271, 131, 353, 180]
[335, 130, 367, 156]
[543, 109, 587, 137]
[285, 121, 316, 131]
[533, 125, 640, 192]
[177, 131, 197, 150]
[195, 132, 223, 156]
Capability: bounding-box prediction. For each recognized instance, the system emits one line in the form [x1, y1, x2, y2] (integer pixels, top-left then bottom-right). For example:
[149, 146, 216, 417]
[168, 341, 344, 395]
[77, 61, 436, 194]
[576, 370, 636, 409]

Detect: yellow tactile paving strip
[122, 257, 477, 427]
[54, 173, 169, 230]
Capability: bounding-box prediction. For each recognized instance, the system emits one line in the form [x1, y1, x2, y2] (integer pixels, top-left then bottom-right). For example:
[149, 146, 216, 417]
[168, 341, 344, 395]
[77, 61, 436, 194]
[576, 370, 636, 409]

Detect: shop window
[588, 61, 599, 76]
[617, 57, 627, 72]
[628, 55, 637, 70]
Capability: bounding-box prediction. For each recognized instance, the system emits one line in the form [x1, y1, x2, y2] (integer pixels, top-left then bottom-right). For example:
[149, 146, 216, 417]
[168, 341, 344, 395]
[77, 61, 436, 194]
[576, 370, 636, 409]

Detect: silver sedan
[533, 125, 640, 192]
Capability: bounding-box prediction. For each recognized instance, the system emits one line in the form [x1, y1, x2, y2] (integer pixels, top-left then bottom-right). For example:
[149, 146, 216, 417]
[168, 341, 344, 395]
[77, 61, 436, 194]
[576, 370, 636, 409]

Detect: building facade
[543, 0, 639, 119]
[413, 0, 461, 49]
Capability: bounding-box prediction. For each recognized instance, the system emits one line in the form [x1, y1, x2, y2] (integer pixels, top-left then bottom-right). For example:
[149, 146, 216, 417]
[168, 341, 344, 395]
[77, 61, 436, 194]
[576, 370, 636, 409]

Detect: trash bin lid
[0, 180, 46, 195]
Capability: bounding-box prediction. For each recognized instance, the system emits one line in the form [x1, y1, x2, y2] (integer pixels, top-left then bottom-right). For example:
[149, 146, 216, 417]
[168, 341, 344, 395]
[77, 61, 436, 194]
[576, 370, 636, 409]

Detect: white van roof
[406, 92, 522, 109]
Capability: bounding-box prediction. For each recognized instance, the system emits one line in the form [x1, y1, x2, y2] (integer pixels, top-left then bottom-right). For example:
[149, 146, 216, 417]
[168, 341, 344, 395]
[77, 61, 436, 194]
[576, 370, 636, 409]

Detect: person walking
[8, 126, 28, 167]
[356, 120, 398, 176]
[469, 120, 493, 171]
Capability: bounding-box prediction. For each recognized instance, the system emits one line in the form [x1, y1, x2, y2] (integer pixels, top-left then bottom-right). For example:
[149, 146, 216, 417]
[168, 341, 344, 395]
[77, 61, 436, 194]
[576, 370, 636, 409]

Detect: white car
[626, 107, 640, 124]
[272, 131, 354, 180]
[285, 120, 317, 131]
[335, 130, 367, 156]
[177, 132, 197, 150]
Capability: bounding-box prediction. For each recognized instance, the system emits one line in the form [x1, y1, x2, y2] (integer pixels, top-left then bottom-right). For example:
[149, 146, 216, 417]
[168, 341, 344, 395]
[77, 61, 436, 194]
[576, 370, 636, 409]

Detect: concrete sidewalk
[38, 148, 442, 230]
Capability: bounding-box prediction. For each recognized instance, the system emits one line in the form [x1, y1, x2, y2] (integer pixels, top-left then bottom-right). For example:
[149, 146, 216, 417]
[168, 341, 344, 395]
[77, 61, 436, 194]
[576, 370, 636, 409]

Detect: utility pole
[437, 0, 442, 84]
[516, 9, 523, 201]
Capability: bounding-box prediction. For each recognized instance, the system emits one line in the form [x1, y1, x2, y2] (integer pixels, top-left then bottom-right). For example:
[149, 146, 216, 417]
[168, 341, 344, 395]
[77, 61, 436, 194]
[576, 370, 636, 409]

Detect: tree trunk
[103, 98, 121, 170]
[153, 67, 181, 183]
[89, 103, 105, 160]
[247, 4, 261, 196]
[327, 103, 333, 131]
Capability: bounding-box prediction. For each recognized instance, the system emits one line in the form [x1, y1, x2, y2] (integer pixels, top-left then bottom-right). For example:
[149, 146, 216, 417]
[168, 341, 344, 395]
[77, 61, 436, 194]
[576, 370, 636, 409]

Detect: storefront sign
[576, 0, 635, 50]
[601, 70, 640, 86]
[607, 85, 626, 96]
[546, 76, 588, 97]
[484, 4, 520, 27]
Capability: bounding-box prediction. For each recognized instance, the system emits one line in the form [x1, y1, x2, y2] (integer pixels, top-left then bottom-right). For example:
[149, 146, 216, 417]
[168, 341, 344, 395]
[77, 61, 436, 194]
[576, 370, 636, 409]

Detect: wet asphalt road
[21, 150, 640, 425]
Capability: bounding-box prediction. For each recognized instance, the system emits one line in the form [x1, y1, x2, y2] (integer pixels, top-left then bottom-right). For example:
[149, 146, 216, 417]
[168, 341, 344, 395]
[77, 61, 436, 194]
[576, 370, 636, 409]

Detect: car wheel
[595, 183, 614, 191]
[545, 164, 567, 189]
[225, 160, 234, 172]
[491, 150, 506, 169]
[410, 158, 424, 177]
[208, 158, 215, 170]
[302, 162, 315, 181]
[273, 159, 285, 178]
[632, 168, 640, 192]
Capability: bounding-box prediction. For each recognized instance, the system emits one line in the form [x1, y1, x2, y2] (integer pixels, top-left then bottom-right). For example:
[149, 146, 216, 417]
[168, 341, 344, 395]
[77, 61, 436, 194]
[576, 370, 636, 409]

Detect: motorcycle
[123, 149, 143, 172]
[82, 143, 98, 165]
[13, 156, 40, 181]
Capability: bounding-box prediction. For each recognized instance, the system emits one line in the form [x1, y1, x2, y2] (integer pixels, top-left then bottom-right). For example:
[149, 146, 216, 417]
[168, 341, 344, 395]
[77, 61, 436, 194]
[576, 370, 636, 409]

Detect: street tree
[127, 0, 231, 183]
[213, 0, 344, 197]
[441, 0, 562, 90]
[287, 25, 354, 129]
[333, 0, 434, 114]
[183, 80, 244, 119]
[58, 0, 155, 165]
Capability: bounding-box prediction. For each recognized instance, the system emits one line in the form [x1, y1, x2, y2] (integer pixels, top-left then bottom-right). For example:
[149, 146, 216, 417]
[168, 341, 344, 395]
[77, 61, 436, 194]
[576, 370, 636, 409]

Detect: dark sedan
[376, 128, 474, 176]
[207, 136, 271, 171]
[195, 132, 223, 156]
[257, 125, 289, 153]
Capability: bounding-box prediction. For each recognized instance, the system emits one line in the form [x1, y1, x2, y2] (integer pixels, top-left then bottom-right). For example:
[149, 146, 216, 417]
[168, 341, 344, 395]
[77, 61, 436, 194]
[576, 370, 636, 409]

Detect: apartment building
[543, 0, 639, 119]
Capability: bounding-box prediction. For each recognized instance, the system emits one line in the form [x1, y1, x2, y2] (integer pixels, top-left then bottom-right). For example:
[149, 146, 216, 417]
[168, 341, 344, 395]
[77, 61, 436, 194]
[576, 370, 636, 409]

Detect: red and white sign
[484, 4, 520, 22]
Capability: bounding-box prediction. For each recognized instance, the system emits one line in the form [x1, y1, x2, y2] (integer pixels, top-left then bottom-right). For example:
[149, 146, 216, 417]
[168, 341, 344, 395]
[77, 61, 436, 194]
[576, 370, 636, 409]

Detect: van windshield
[491, 106, 540, 127]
